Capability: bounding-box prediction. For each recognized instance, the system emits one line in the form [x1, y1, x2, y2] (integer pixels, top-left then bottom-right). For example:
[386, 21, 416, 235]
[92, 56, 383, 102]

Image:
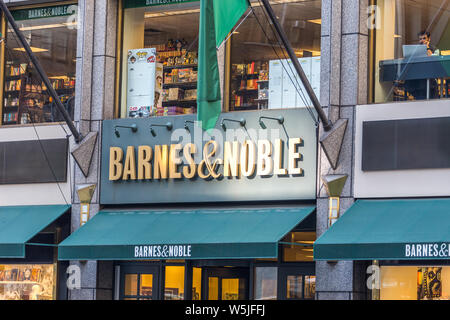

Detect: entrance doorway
[119, 265, 160, 300]
[278, 266, 315, 300]
[203, 267, 249, 300]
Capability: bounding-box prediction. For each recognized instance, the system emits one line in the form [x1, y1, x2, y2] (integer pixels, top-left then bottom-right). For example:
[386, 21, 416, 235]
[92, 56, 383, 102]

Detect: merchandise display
[0, 264, 55, 300]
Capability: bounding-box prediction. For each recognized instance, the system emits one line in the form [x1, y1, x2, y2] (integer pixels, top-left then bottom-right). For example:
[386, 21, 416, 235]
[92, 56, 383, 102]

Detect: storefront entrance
[120, 265, 160, 300]
[203, 267, 249, 300]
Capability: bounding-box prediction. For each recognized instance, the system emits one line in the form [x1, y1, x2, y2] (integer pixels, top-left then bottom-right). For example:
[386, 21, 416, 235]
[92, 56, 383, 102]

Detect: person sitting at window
[418, 30, 438, 56]
[404, 30, 439, 100]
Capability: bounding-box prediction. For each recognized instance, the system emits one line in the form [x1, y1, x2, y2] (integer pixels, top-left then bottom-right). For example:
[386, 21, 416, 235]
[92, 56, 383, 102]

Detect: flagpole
[259, 0, 332, 131]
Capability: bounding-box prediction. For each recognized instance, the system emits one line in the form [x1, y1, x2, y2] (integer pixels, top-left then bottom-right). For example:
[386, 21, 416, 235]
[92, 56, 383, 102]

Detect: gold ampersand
[198, 141, 222, 179]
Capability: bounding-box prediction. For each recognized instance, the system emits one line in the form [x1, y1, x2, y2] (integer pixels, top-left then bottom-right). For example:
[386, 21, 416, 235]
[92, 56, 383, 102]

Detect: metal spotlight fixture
[220, 118, 246, 131]
[149, 122, 173, 137]
[114, 124, 138, 138]
[258, 115, 284, 129]
[184, 120, 195, 132]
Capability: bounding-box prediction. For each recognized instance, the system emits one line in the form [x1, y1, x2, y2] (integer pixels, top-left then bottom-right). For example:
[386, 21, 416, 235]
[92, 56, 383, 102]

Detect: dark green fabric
[314, 199, 450, 260]
[0, 205, 70, 258]
[213, 0, 249, 47]
[197, 0, 222, 131]
[58, 207, 315, 260]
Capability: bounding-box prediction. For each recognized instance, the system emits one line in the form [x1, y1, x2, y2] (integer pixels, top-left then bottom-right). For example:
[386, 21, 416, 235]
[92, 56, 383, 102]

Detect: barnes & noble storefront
[58, 108, 319, 300]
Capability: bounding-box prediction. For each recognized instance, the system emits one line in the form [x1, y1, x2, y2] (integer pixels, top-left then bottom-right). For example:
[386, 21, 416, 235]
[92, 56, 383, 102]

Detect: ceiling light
[13, 22, 77, 32]
[13, 47, 48, 53]
[307, 19, 321, 25]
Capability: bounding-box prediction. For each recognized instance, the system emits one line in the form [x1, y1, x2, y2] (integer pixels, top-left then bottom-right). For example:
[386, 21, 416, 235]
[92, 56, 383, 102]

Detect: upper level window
[119, 0, 321, 119]
[369, 0, 450, 104]
[1, 3, 78, 125]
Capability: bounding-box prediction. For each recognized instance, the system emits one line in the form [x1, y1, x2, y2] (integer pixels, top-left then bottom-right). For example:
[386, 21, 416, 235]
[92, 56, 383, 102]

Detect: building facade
[0, 0, 448, 300]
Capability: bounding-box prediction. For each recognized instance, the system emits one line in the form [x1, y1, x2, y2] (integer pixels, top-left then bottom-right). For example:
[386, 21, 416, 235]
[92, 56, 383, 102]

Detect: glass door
[279, 267, 315, 300]
[203, 268, 249, 300]
[119, 265, 159, 300]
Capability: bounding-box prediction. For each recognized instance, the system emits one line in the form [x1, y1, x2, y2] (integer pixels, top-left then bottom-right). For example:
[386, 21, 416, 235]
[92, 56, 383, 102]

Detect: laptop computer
[402, 44, 429, 59]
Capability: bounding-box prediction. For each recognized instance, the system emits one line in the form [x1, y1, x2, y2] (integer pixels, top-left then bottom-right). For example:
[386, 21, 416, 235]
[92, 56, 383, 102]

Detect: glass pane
[192, 267, 201, 300]
[286, 275, 302, 299]
[121, 5, 199, 119]
[124, 298, 137, 300]
[229, 1, 321, 112]
[304, 276, 316, 299]
[139, 274, 153, 298]
[222, 278, 246, 300]
[3, 5, 77, 125]
[208, 277, 219, 300]
[0, 264, 55, 300]
[282, 231, 316, 262]
[254, 267, 277, 300]
[370, 1, 450, 103]
[164, 266, 184, 300]
[124, 274, 138, 296]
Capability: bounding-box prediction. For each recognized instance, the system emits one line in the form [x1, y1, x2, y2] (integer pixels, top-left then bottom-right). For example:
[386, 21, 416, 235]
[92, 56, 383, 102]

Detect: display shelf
[163, 64, 197, 70]
[163, 82, 197, 89]
[254, 98, 268, 102]
[236, 88, 258, 95]
[5, 75, 23, 80]
[2, 120, 18, 124]
[232, 105, 258, 110]
[257, 80, 269, 83]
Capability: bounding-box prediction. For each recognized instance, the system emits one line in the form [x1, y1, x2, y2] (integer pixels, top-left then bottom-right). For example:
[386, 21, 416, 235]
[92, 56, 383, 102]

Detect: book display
[231, 61, 269, 111]
[2, 63, 75, 125]
[0, 264, 55, 300]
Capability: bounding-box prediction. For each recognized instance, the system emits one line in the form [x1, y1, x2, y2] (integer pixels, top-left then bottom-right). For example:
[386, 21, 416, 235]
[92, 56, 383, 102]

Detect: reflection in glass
[124, 274, 138, 296]
[254, 267, 277, 300]
[286, 275, 302, 299]
[208, 277, 219, 300]
[282, 231, 316, 262]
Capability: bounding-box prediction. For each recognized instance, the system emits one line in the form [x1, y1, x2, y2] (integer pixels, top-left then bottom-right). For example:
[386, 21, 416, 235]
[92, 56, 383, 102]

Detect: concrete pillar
[70, 0, 118, 300]
[316, 0, 369, 300]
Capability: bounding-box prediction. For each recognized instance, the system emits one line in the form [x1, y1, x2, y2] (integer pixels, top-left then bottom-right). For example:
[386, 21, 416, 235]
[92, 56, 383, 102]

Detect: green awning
[58, 207, 315, 260]
[0, 205, 70, 258]
[314, 199, 450, 261]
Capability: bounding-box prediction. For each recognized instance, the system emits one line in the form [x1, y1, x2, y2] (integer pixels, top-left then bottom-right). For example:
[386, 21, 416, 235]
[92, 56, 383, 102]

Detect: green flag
[197, 0, 249, 131]
[213, 0, 249, 48]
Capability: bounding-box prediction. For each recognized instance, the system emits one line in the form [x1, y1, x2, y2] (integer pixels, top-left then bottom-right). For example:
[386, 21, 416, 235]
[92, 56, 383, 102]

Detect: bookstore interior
[121, 0, 321, 119]
[1, 4, 77, 125]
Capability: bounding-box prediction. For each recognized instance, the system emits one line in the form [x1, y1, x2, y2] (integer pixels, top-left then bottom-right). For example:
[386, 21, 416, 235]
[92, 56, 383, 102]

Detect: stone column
[316, 0, 369, 300]
[69, 0, 118, 300]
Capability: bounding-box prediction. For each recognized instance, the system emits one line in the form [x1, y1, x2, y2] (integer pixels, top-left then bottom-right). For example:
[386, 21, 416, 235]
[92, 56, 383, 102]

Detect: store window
[192, 267, 201, 300]
[0, 264, 56, 300]
[164, 265, 184, 300]
[254, 267, 277, 300]
[228, 0, 321, 111]
[281, 231, 315, 262]
[120, 0, 321, 118]
[379, 266, 450, 300]
[369, 0, 450, 103]
[1, 3, 78, 125]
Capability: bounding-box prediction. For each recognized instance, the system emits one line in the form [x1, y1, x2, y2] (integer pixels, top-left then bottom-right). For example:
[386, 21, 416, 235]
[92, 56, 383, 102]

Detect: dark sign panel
[362, 117, 450, 171]
[100, 109, 317, 204]
[0, 139, 68, 184]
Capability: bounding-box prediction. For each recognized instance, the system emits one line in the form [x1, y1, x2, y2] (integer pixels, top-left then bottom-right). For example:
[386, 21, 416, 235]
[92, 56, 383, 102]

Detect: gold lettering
[137, 146, 152, 180]
[169, 144, 182, 179]
[288, 138, 303, 175]
[122, 146, 136, 180]
[274, 139, 288, 175]
[240, 140, 256, 177]
[154, 145, 169, 179]
[257, 140, 273, 176]
[183, 143, 197, 179]
[109, 147, 123, 181]
[223, 141, 240, 177]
